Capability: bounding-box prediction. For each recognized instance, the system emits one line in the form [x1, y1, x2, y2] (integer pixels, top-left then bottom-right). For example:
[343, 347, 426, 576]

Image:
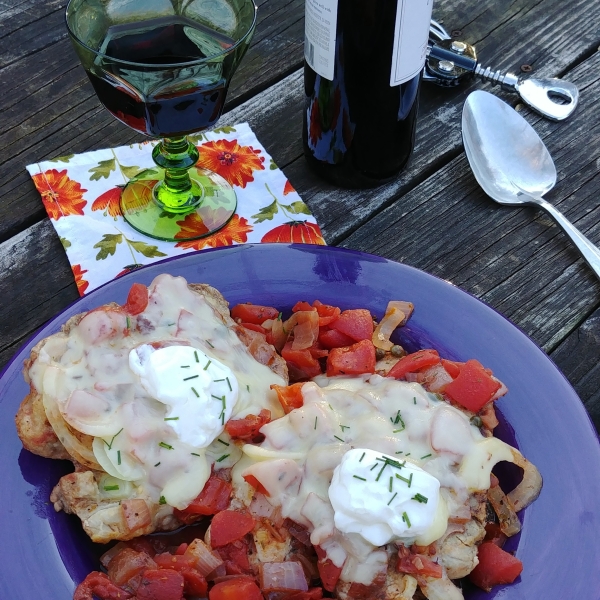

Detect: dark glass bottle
[303, 0, 432, 188]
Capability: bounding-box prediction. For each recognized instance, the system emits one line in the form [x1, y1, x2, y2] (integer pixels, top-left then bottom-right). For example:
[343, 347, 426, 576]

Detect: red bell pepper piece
[326, 339, 376, 376]
[443, 359, 502, 412]
[387, 349, 440, 379]
[469, 542, 523, 591]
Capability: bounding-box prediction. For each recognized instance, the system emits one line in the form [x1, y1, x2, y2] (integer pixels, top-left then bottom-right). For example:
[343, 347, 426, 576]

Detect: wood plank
[337, 50, 600, 353]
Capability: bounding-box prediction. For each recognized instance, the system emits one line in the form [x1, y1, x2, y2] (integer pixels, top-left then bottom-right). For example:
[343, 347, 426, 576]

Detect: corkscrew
[424, 20, 578, 121]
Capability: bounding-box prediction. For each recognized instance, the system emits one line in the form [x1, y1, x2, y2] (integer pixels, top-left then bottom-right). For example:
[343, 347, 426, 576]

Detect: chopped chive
[340, 424, 350, 431]
[216, 454, 230, 463]
[194, 351, 199, 362]
[390, 417, 394, 423]
[353, 475, 367, 481]
[126, 316, 131, 329]
[159, 496, 167, 505]
[395, 451, 403, 454]
[375, 463, 387, 482]
[221, 412, 225, 425]
[334, 435, 345, 443]
[164, 417, 179, 421]
[370, 464, 378, 471]
[359, 452, 366, 462]
[214, 378, 225, 382]
[191, 387, 199, 397]
[212, 394, 224, 401]
[159, 442, 174, 450]
[246, 385, 250, 392]
[328, 404, 334, 411]
[402, 512, 411, 528]
[392, 428, 405, 434]
[206, 340, 214, 348]
[154, 462, 161, 467]
[191, 453, 200, 457]
[314, 416, 318, 430]
[277, 312, 282, 321]
[389, 476, 393, 492]
[387, 492, 398, 506]
[117, 450, 121, 465]
[204, 360, 212, 371]
[405, 453, 411, 456]
[218, 438, 230, 446]
[396, 473, 411, 485]
[408, 473, 413, 487]
[413, 397, 417, 404]
[412, 493, 428, 503]
[421, 453, 432, 459]
[226, 377, 232, 391]
[180, 365, 190, 368]
[184, 375, 199, 381]
[104, 428, 124, 450]
[104, 484, 119, 491]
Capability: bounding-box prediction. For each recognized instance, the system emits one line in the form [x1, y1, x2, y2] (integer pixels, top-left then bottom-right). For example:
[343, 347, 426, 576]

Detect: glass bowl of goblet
[66, 0, 257, 241]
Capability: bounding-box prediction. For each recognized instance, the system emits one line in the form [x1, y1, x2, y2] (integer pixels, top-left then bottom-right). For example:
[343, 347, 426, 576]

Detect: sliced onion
[405, 372, 425, 383]
[100, 542, 128, 568]
[421, 363, 453, 393]
[283, 519, 312, 547]
[506, 449, 543, 512]
[270, 318, 289, 352]
[487, 484, 521, 537]
[291, 311, 320, 350]
[372, 301, 412, 350]
[185, 538, 224, 576]
[249, 492, 276, 519]
[490, 378, 508, 402]
[260, 561, 308, 592]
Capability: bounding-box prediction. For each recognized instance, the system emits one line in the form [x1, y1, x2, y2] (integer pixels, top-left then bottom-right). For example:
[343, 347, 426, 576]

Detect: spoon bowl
[462, 90, 600, 280]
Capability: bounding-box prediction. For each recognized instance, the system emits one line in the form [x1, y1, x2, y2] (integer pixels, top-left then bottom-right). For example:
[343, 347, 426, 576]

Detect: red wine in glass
[87, 17, 235, 137]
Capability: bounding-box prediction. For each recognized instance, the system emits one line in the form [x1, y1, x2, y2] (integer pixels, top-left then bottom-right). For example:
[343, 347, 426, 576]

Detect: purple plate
[1, 244, 599, 599]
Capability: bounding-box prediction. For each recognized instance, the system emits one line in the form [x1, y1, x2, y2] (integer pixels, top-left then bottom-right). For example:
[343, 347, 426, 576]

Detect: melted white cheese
[29, 274, 285, 509]
[236, 374, 517, 584]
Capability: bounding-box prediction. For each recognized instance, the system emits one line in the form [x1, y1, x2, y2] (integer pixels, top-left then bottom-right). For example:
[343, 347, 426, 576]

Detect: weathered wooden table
[1, 0, 599, 449]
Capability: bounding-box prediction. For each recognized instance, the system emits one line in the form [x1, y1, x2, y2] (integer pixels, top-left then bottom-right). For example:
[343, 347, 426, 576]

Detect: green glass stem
[151, 136, 204, 213]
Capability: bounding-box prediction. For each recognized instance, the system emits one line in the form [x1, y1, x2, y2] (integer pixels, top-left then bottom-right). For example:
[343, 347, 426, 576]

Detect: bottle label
[304, 0, 338, 81]
[390, 0, 434, 86]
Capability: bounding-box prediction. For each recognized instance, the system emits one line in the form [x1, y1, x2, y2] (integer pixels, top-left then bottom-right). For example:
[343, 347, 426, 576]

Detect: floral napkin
[26, 123, 325, 296]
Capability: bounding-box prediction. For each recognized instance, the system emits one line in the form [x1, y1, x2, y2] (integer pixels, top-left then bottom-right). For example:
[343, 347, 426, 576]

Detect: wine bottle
[303, 0, 433, 188]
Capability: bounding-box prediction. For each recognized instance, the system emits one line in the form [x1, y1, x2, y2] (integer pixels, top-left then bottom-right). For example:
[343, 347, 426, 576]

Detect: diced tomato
[469, 542, 523, 592]
[74, 572, 133, 600]
[135, 569, 184, 600]
[210, 511, 255, 548]
[286, 589, 324, 600]
[329, 309, 374, 342]
[312, 300, 341, 326]
[122, 283, 149, 315]
[243, 473, 270, 496]
[217, 539, 251, 572]
[153, 553, 197, 573]
[443, 360, 502, 412]
[225, 409, 271, 442]
[230, 303, 279, 325]
[326, 339, 376, 376]
[272, 382, 305, 414]
[318, 327, 355, 349]
[281, 341, 323, 379]
[387, 349, 440, 379]
[181, 569, 208, 596]
[315, 546, 343, 592]
[292, 301, 314, 312]
[441, 358, 462, 379]
[484, 523, 507, 547]
[397, 547, 442, 579]
[209, 578, 263, 600]
[240, 322, 267, 335]
[308, 342, 329, 359]
[174, 544, 188, 556]
[107, 548, 156, 587]
[174, 473, 232, 523]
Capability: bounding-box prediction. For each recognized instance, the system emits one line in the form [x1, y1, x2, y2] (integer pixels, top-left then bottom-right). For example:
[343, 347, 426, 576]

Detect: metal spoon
[462, 90, 600, 279]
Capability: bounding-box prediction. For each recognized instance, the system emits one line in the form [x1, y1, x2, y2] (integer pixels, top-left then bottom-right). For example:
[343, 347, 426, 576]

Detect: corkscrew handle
[425, 22, 579, 121]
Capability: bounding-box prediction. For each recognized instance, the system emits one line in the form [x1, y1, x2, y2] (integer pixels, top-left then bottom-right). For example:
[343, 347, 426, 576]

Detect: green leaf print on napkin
[93, 231, 167, 261]
[49, 154, 75, 164]
[89, 159, 117, 181]
[251, 199, 278, 223]
[282, 201, 311, 216]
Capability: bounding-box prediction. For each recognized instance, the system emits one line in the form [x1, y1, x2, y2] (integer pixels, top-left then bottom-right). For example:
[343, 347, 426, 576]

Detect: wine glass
[66, 0, 257, 241]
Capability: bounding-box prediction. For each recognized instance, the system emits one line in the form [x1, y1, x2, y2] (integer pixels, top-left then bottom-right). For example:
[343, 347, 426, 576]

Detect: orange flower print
[92, 187, 122, 217]
[261, 221, 326, 245]
[174, 213, 253, 251]
[197, 139, 265, 188]
[32, 169, 87, 220]
[72, 264, 89, 296]
[283, 180, 296, 196]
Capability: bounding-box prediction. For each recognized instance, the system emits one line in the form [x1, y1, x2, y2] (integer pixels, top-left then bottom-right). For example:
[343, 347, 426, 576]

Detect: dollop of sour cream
[129, 344, 238, 448]
[329, 448, 441, 546]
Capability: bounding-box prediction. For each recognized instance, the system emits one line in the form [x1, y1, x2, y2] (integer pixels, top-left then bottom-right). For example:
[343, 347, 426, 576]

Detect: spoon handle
[534, 197, 600, 280]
